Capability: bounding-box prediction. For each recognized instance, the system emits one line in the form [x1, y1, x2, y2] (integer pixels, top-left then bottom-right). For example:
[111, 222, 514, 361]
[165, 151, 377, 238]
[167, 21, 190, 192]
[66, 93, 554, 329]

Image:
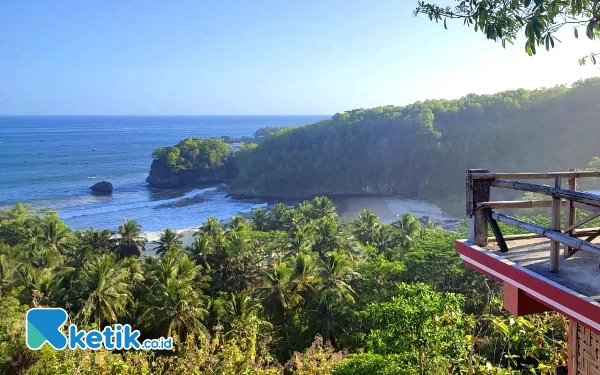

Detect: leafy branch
[415, 0, 600, 65]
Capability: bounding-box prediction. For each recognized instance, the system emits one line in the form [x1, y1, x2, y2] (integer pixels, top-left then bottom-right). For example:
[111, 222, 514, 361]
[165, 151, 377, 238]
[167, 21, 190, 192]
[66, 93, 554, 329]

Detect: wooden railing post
[565, 168, 577, 256]
[467, 169, 491, 247]
[551, 176, 562, 273]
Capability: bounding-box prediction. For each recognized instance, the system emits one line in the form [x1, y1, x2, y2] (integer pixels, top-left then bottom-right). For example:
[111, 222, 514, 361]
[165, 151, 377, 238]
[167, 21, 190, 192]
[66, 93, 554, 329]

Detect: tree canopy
[230, 78, 600, 206]
[415, 0, 600, 65]
[0, 201, 570, 374]
[152, 137, 233, 172]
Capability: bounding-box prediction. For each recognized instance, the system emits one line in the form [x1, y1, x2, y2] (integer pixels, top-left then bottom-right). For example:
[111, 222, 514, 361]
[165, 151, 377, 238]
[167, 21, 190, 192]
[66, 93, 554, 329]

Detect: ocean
[0, 115, 328, 233]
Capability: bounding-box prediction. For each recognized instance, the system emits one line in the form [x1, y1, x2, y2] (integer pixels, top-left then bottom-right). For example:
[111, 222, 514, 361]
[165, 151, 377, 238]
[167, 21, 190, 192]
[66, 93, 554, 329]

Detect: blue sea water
[0, 115, 328, 232]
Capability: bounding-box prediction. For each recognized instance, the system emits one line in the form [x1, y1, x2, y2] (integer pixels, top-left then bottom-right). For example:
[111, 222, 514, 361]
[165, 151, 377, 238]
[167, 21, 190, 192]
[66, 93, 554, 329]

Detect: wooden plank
[491, 212, 600, 257]
[573, 201, 600, 212]
[467, 169, 491, 247]
[487, 227, 600, 242]
[477, 200, 599, 211]
[476, 200, 553, 209]
[466, 169, 475, 216]
[565, 172, 577, 256]
[485, 209, 508, 252]
[472, 171, 600, 180]
[568, 231, 600, 258]
[564, 209, 600, 233]
[477, 200, 595, 210]
[490, 179, 600, 208]
[550, 177, 562, 273]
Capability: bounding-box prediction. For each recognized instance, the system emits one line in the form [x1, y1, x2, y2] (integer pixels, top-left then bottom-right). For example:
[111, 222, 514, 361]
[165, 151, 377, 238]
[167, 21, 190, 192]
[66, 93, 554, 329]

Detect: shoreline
[334, 196, 458, 226]
[142, 195, 459, 255]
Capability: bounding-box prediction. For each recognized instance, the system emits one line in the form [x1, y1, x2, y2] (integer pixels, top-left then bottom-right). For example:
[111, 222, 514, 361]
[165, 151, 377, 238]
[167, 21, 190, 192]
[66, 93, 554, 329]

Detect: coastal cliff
[146, 159, 234, 188]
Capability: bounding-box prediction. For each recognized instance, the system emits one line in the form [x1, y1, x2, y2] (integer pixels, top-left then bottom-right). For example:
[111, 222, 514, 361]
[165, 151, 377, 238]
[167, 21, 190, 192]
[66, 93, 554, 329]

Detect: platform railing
[466, 169, 600, 273]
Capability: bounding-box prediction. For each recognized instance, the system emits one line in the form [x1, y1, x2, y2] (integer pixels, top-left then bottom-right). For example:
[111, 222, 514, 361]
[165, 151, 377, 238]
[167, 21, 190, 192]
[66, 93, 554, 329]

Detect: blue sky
[1, 0, 598, 115]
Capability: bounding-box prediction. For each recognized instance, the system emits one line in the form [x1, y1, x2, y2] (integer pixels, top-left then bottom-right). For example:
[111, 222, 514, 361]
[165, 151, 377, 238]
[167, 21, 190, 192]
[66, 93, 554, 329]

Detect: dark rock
[146, 159, 237, 189]
[90, 181, 113, 194]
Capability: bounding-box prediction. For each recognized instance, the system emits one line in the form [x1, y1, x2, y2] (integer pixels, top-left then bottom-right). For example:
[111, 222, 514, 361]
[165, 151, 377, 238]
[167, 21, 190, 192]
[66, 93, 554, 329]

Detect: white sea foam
[60, 187, 218, 219]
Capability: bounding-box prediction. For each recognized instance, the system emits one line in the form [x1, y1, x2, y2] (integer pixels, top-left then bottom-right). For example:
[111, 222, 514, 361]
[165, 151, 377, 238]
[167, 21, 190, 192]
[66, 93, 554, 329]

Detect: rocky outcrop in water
[90, 181, 113, 194]
[146, 158, 237, 188]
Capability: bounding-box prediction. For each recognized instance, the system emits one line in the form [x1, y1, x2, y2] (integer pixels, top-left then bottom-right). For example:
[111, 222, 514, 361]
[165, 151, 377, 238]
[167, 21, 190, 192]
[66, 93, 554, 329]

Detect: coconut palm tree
[197, 216, 225, 252]
[0, 244, 19, 297]
[28, 247, 64, 270]
[251, 207, 269, 231]
[393, 213, 422, 250]
[78, 254, 132, 328]
[224, 291, 262, 328]
[189, 234, 212, 266]
[212, 231, 255, 291]
[67, 229, 112, 268]
[76, 229, 115, 255]
[17, 262, 57, 307]
[268, 203, 289, 230]
[318, 251, 359, 304]
[297, 201, 314, 220]
[307, 296, 345, 346]
[0, 203, 37, 245]
[35, 213, 71, 255]
[311, 217, 346, 259]
[352, 210, 381, 244]
[280, 209, 306, 235]
[155, 228, 183, 256]
[312, 196, 337, 219]
[285, 230, 312, 258]
[139, 252, 210, 339]
[198, 216, 224, 238]
[259, 262, 301, 323]
[372, 225, 399, 258]
[229, 215, 251, 231]
[116, 220, 146, 258]
[290, 253, 320, 305]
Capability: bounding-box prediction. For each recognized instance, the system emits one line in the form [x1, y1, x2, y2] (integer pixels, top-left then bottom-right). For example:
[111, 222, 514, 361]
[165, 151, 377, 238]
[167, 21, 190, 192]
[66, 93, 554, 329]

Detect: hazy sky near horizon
[1, 1, 599, 115]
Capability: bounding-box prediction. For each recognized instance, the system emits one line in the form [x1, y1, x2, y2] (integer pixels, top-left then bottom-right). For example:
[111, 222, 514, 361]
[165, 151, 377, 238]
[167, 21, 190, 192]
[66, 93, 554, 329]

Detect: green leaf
[574, 27, 579, 39]
[524, 0, 531, 6]
[586, 20, 596, 39]
[444, 18, 447, 30]
[533, 19, 543, 39]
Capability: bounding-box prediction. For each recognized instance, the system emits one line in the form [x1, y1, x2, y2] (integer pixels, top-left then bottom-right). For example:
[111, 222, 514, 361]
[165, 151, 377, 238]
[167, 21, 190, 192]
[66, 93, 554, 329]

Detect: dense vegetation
[152, 138, 233, 172]
[0, 200, 569, 374]
[231, 78, 600, 201]
[150, 79, 600, 206]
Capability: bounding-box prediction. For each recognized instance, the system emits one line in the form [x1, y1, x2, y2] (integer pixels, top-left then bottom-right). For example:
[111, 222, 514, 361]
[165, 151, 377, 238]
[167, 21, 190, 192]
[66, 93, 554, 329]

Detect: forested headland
[149, 78, 600, 211]
[0, 200, 571, 374]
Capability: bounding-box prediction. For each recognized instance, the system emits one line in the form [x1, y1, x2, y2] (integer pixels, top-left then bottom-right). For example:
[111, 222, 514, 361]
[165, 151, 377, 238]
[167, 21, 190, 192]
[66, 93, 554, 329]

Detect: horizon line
[0, 114, 333, 117]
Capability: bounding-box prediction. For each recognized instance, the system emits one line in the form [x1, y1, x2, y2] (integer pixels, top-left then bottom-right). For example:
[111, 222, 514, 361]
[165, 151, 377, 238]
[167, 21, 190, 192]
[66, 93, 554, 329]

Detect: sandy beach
[334, 196, 456, 225]
[143, 228, 197, 255]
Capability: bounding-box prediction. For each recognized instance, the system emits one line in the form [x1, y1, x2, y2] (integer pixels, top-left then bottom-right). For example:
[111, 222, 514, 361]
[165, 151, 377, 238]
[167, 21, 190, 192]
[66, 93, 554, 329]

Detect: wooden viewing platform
[458, 169, 600, 374]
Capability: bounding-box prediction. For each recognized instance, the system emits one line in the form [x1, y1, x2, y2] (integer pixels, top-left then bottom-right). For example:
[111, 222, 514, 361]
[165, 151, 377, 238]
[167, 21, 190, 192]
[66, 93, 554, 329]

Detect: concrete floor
[487, 238, 600, 302]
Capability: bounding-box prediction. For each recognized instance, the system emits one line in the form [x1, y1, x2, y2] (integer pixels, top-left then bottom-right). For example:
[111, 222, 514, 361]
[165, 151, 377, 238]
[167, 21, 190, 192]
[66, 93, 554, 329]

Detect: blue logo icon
[26, 308, 68, 350]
